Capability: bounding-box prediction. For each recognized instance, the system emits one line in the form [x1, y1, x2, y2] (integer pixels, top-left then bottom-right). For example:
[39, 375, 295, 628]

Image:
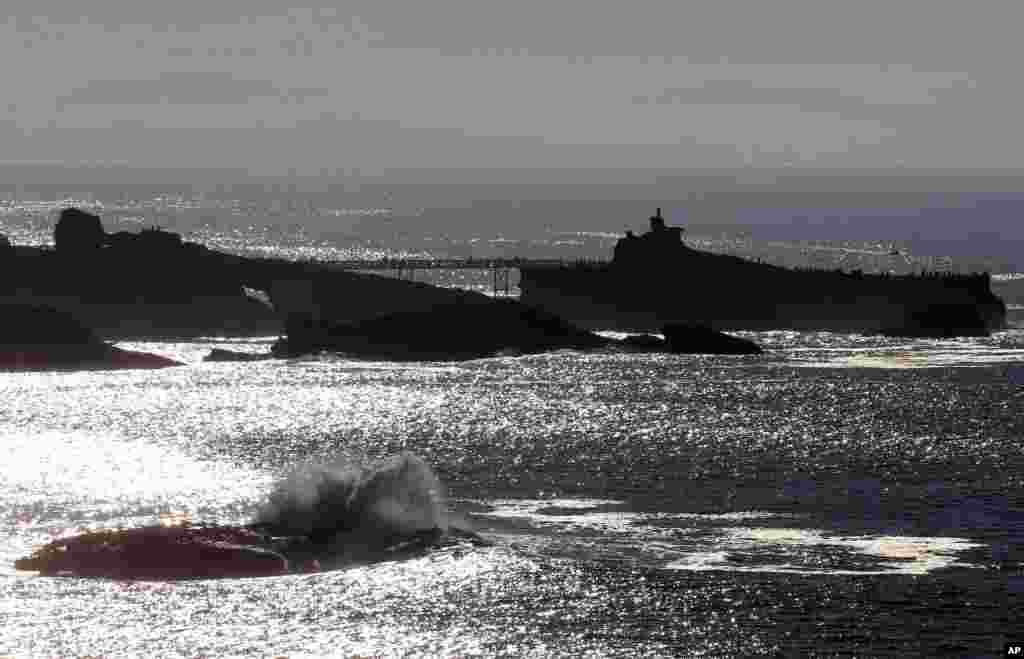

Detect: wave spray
[252, 452, 450, 547]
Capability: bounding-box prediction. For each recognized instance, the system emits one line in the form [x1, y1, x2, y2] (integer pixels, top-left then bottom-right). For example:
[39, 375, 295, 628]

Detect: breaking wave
[252, 452, 450, 546]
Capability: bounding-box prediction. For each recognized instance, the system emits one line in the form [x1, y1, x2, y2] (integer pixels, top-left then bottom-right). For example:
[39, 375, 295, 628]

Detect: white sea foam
[476, 499, 984, 575]
[666, 528, 984, 575]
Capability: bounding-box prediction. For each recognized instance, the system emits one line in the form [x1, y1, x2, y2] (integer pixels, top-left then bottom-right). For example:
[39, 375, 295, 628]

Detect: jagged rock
[662, 324, 763, 355]
[54, 207, 106, 254]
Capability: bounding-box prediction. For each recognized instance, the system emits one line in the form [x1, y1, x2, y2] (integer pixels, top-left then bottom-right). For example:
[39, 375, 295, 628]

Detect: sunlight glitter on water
[1, 332, 1019, 656]
[0, 433, 271, 547]
[781, 331, 1024, 369]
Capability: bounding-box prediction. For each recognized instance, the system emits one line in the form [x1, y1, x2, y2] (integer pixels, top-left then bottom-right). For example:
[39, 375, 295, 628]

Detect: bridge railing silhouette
[324, 257, 608, 270]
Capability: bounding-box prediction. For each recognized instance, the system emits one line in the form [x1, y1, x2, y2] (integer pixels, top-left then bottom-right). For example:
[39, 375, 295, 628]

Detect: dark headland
[519, 208, 1007, 337]
[17, 204, 1004, 364]
[2, 208, 764, 362]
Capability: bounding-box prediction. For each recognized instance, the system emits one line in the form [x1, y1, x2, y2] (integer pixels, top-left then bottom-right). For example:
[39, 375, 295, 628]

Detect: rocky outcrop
[13, 526, 291, 579]
[270, 301, 767, 361]
[0, 303, 181, 371]
[662, 324, 763, 355]
[613, 328, 764, 354]
[272, 298, 611, 361]
[13, 522, 488, 579]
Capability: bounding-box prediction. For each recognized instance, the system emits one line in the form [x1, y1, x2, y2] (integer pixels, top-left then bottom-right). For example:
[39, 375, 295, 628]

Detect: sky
[1, 1, 1023, 176]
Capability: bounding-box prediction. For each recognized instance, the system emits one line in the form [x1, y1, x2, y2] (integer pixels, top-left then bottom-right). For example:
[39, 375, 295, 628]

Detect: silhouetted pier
[329, 257, 601, 270]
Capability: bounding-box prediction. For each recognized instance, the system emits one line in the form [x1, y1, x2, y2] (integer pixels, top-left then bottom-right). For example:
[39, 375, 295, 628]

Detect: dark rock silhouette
[612, 327, 763, 354]
[272, 299, 611, 361]
[203, 347, 273, 362]
[2, 208, 280, 338]
[0, 303, 181, 370]
[662, 324, 763, 355]
[521, 208, 1007, 336]
[4, 208, 772, 363]
[54, 207, 106, 254]
[18, 204, 997, 358]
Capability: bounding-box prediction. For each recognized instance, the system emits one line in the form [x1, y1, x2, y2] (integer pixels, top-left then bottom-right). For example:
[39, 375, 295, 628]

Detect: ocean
[1, 189, 1022, 657]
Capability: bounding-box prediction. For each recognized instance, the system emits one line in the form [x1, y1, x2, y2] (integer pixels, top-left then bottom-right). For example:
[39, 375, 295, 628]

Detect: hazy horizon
[4, 2, 1024, 174]
[2, 161, 1022, 274]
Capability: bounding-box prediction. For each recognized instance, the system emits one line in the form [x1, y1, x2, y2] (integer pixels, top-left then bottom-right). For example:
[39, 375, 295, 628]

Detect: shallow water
[2, 331, 1022, 657]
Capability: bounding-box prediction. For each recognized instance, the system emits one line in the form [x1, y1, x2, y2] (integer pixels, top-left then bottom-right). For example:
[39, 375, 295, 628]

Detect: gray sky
[2, 1, 1021, 175]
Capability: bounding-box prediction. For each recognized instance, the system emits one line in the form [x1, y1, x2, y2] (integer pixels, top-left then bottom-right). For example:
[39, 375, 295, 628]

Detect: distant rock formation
[662, 324, 763, 355]
[272, 299, 610, 361]
[270, 299, 770, 361]
[520, 207, 1008, 335]
[0, 303, 181, 371]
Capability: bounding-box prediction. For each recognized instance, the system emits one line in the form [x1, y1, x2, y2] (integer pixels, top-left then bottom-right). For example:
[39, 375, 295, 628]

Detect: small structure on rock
[612, 207, 687, 266]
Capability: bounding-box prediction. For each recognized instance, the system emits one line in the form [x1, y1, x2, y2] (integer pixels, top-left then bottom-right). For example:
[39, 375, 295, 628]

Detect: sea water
[1, 331, 1021, 657]
[1, 196, 1022, 657]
